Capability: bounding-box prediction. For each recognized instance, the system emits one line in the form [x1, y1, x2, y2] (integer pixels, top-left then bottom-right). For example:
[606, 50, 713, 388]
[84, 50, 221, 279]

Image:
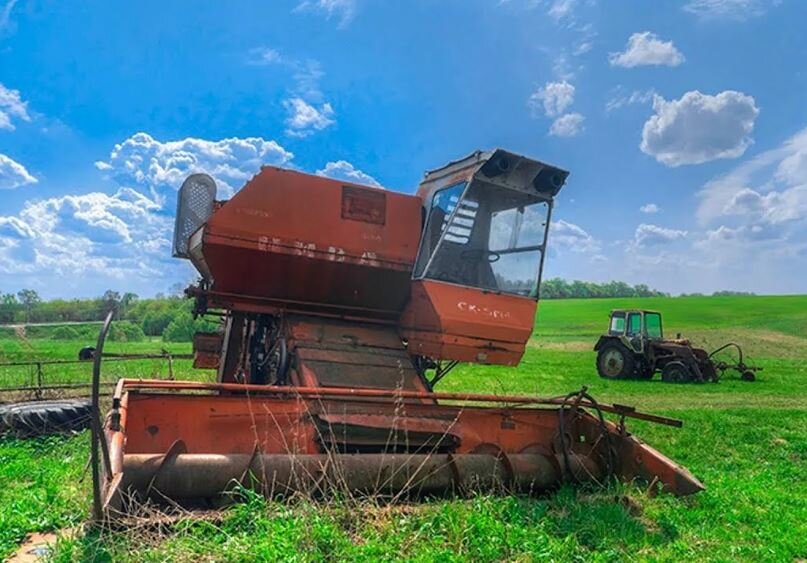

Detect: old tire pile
[0, 399, 92, 438]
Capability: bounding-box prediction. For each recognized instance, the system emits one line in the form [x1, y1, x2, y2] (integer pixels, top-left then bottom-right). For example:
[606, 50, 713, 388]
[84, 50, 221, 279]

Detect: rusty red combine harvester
[92, 149, 703, 518]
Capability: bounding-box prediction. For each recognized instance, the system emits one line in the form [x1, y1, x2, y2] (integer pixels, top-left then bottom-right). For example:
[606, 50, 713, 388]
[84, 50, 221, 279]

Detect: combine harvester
[91, 149, 703, 519]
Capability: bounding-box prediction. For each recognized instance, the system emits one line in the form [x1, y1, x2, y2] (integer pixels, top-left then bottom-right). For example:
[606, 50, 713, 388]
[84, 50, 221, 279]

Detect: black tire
[596, 343, 635, 379]
[661, 361, 692, 384]
[0, 399, 92, 438]
[741, 370, 756, 382]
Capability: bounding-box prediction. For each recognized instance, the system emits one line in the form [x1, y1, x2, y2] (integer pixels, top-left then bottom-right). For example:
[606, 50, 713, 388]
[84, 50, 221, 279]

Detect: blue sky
[1, 0, 806, 298]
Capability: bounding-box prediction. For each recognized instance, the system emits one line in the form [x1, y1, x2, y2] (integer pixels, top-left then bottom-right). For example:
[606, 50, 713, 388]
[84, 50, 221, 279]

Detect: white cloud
[0, 153, 37, 189]
[640, 203, 660, 214]
[316, 160, 381, 187]
[246, 47, 283, 65]
[283, 98, 336, 137]
[295, 0, 356, 27]
[633, 223, 687, 247]
[549, 113, 585, 137]
[1, 132, 299, 295]
[605, 88, 656, 112]
[0, 187, 173, 285]
[528, 81, 575, 118]
[0, 0, 18, 32]
[0, 83, 30, 130]
[697, 126, 807, 224]
[641, 90, 759, 167]
[95, 132, 293, 202]
[551, 219, 600, 252]
[609, 32, 685, 68]
[547, 0, 576, 21]
[683, 0, 779, 20]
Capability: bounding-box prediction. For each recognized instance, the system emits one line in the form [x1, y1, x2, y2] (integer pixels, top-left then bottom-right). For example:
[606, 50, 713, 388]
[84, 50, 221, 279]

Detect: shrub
[142, 310, 177, 336]
[163, 312, 218, 342]
[109, 321, 146, 342]
[51, 326, 80, 340]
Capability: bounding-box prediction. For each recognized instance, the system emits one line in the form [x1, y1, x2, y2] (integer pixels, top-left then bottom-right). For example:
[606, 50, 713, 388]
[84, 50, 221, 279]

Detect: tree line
[0, 282, 756, 341]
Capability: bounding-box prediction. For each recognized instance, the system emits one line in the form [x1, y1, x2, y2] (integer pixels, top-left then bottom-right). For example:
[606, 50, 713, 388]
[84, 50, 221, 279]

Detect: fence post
[35, 362, 43, 400]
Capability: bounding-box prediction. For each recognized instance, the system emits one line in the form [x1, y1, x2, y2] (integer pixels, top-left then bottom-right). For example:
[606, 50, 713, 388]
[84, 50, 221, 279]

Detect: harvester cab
[91, 149, 704, 520]
[595, 309, 759, 383]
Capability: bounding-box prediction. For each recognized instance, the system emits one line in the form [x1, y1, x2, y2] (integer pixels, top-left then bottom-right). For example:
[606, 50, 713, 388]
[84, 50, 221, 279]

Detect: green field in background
[0, 295, 805, 561]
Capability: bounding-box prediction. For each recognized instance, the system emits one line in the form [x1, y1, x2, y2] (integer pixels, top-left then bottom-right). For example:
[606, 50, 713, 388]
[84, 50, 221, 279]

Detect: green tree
[16, 289, 41, 323]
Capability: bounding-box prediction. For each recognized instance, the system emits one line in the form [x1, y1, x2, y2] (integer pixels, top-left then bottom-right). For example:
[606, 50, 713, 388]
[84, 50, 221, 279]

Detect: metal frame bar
[111, 378, 682, 428]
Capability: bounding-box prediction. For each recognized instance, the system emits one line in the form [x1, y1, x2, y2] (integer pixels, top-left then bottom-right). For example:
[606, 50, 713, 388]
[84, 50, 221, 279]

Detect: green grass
[1, 295, 806, 561]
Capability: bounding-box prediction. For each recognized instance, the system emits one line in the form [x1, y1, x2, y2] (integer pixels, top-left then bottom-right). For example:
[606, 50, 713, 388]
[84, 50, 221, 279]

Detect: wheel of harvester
[596, 343, 635, 379]
[661, 361, 692, 384]
[0, 399, 92, 438]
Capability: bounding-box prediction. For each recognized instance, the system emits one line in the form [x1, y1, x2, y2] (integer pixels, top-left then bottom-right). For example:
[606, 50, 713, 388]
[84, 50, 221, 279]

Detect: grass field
[1, 295, 805, 561]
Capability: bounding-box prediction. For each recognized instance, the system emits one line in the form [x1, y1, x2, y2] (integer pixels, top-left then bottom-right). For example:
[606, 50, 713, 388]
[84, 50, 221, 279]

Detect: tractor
[594, 309, 758, 383]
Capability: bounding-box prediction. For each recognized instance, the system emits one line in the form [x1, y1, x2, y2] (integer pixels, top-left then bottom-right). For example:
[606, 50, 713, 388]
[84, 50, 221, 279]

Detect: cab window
[609, 313, 625, 334]
[627, 313, 642, 336]
[645, 313, 663, 339]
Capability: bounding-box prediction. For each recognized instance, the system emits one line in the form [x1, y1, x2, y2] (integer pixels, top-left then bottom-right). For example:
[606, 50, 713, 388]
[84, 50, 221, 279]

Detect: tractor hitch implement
[91, 150, 704, 519]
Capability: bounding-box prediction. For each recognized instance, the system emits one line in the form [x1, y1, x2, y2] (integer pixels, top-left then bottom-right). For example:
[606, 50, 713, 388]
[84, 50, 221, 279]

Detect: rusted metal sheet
[192, 332, 222, 369]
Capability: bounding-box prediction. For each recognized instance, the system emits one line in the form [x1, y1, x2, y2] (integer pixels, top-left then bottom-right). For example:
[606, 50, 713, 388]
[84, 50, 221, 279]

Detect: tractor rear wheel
[596, 343, 635, 379]
[661, 361, 692, 384]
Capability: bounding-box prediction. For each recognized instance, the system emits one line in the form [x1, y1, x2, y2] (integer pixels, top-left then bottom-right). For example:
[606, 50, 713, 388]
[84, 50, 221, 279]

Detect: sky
[1, 0, 806, 299]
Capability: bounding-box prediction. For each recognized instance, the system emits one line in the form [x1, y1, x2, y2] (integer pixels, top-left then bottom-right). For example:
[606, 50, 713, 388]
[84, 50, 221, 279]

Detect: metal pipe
[114, 379, 683, 427]
[118, 452, 577, 500]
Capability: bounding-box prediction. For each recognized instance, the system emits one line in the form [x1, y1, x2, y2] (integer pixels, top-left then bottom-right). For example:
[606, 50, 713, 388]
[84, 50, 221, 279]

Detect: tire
[0, 399, 92, 438]
[741, 370, 756, 382]
[661, 361, 692, 384]
[596, 343, 635, 379]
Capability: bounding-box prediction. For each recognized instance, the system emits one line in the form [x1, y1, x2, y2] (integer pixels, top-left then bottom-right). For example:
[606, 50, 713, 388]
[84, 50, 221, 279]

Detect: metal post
[35, 362, 43, 400]
[91, 311, 114, 523]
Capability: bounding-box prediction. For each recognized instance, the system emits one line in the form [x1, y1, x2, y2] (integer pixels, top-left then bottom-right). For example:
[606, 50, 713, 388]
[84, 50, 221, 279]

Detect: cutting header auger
[91, 149, 703, 520]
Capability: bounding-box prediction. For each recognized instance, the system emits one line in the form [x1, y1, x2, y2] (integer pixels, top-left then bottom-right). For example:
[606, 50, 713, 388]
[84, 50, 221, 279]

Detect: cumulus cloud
[549, 113, 585, 137]
[683, 0, 778, 20]
[0, 187, 174, 285]
[697, 126, 807, 225]
[641, 90, 759, 167]
[0, 153, 37, 189]
[0, 83, 30, 130]
[550, 219, 600, 252]
[640, 203, 660, 214]
[283, 98, 336, 138]
[316, 160, 381, 187]
[95, 132, 293, 202]
[633, 223, 687, 248]
[609, 32, 685, 68]
[295, 0, 356, 27]
[528, 81, 575, 118]
[1, 132, 301, 294]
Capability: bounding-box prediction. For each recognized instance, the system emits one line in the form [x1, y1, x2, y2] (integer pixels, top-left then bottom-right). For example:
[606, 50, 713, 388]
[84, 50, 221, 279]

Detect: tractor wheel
[741, 370, 756, 382]
[661, 361, 692, 384]
[596, 343, 635, 379]
[0, 399, 92, 438]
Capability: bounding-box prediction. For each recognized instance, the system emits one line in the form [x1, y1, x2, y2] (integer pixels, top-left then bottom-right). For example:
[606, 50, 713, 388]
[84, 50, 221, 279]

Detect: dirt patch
[528, 339, 592, 352]
[10, 528, 79, 562]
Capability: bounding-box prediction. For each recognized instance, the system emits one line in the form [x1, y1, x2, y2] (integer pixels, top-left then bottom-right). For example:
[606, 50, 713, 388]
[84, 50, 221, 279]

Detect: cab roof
[610, 309, 661, 315]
